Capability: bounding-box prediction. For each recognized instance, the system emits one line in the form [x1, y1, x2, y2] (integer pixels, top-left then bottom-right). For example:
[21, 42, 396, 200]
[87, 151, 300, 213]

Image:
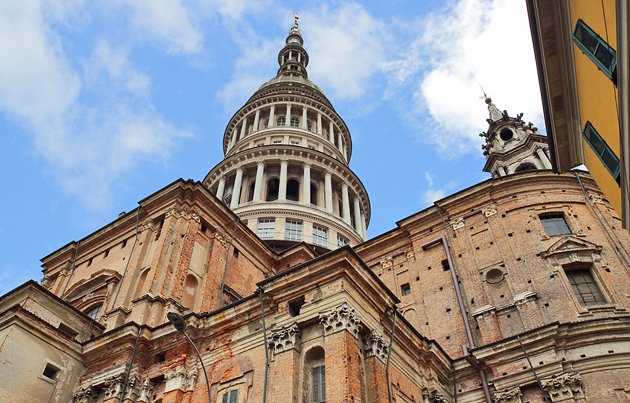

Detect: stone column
[337, 132, 343, 153]
[253, 109, 260, 132]
[303, 163, 311, 205]
[498, 166, 507, 176]
[361, 212, 367, 240]
[317, 112, 323, 135]
[239, 117, 248, 140]
[269, 323, 301, 402]
[342, 183, 351, 225]
[230, 168, 243, 209]
[279, 159, 288, 200]
[229, 129, 238, 149]
[286, 104, 291, 126]
[324, 171, 333, 213]
[536, 147, 552, 169]
[329, 121, 335, 143]
[343, 145, 348, 161]
[216, 177, 226, 200]
[302, 106, 308, 129]
[319, 303, 363, 402]
[353, 197, 362, 232]
[253, 161, 265, 202]
[269, 105, 275, 127]
[364, 330, 389, 403]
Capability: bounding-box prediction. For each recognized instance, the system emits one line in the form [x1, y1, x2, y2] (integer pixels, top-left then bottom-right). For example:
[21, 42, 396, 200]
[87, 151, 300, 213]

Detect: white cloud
[112, 0, 203, 54]
[0, 2, 189, 210]
[422, 188, 446, 205]
[301, 3, 389, 100]
[387, 0, 544, 157]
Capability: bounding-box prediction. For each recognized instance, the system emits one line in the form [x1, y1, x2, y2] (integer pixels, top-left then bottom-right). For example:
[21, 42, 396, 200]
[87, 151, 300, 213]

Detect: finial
[479, 84, 493, 105]
[290, 10, 299, 25]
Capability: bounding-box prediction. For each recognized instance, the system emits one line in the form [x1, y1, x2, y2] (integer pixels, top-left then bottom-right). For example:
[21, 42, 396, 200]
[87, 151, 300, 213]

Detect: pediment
[63, 269, 121, 300]
[540, 236, 602, 258]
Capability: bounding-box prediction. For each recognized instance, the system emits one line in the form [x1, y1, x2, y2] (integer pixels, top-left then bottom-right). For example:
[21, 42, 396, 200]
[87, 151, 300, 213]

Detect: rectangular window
[257, 218, 275, 240]
[582, 121, 621, 185]
[42, 363, 60, 380]
[285, 220, 302, 241]
[312, 225, 328, 247]
[401, 283, 411, 296]
[573, 19, 617, 81]
[312, 365, 326, 402]
[337, 234, 349, 247]
[565, 267, 606, 306]
[540, 214, 571, 236]
[222, 389, 239, 403]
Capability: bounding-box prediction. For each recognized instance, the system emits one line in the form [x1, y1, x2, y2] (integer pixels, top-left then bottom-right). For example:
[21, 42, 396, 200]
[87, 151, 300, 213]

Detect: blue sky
[0, 0, 544, 295]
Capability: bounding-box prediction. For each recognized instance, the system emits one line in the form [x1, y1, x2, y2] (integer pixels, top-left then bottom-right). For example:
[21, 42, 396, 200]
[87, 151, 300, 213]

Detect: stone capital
[364, 329, 389, 363]
[72, 385, 97, 403]
[269, 322, 300, 354]
[164, 365, 198, 393]
[256, 160, 266, 167]
[493, 386, 522, 403]
[541, 372, 584, 402]
[450, 217, 465, 230]
[482, 205, 497, 217]
[319, 302, 362, 338]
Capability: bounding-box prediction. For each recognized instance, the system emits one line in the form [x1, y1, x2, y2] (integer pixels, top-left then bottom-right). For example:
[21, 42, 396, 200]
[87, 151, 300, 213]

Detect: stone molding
[450, 217, 465, 230]
[493, 386, 523, 403]
[482, 205, 497, 217]
[41, 275, 53, 289]
[72, 385, 97, 403]
[422, 389, 448, 403]
[164, 365, 198, 393]
[541, 372, 584, 402]
[269, 322, 300, 354]
[137, 378, 155, 403]
[319, 302, 362, 338]
[73, 373, 142, 402]
[165, 205, 201, 223]
[364, 329, 389, 363]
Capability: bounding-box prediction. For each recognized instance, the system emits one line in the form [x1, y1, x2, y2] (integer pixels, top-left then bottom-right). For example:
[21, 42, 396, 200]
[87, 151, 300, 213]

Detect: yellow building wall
[569, 0, 621, 214]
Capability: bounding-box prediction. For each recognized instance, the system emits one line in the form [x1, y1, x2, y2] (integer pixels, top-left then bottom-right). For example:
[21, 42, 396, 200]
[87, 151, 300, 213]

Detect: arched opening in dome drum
[311, 183, 318, 205]
[277, 116, 286, 126]
[248, 182, 255, 202]
[515, 163, 537, 173]
[287, 179, 300, 201]
[500, 128, 513, 141]
[267, 178, 279, 201]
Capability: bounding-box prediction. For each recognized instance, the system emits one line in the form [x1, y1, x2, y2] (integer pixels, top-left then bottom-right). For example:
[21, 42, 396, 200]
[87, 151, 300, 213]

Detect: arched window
[182, 274, 198, 308]
[307, 121, 312, 131]
[247, 182, 255, 202]
[267, 178, 279, 201]
[277, 116, 286, 126]
[290, 117, 299, 128]
[263, 119, 269, 129]
[304, 346, 325, 402]
[287, 179, 300, 201]
[310, 183, 318, 206]
[515, 163, 537, 173]
[85, 305, 102, 320]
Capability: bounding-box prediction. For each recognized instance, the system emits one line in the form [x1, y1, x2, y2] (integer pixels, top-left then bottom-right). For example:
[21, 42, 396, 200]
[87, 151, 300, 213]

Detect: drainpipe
[119, 325, 142, 403]
[385, 308, 397, 403]
[434, 203, 493, 403]
[517, 335, 550, 402]
[258, 288, 269, 403]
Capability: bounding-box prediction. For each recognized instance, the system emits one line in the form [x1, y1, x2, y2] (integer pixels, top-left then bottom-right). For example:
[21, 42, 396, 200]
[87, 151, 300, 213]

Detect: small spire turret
[277, 11, 309, 78]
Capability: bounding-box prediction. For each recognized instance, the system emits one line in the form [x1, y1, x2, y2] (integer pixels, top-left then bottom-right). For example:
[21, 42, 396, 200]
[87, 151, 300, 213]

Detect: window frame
[257, 218, 276, 239]
[337, 234, 349, 247]
[539, 213, 572, 236]
[311, 364, 326, 403]
[290, 117, 300, 128]
[564, 265, 607, 307]
[284, 219, 302, 241]
[221, 389, 239, 403]
[573, 19, 617, 82]
[312, 225, 328, 247]
[582, 121, 621, 185]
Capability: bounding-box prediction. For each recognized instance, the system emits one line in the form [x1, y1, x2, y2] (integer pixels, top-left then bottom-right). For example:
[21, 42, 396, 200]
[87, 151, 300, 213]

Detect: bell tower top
[480, 97, 553, 177]
[277, 11, 309, 78]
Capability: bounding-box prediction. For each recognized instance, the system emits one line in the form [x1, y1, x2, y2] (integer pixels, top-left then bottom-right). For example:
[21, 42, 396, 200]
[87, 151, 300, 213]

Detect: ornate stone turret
[480, 96, 552, 178]
[203, 16, 370, 251]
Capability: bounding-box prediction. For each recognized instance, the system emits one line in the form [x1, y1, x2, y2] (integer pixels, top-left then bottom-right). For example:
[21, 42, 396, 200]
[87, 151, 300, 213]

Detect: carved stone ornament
[482, 205, 498, 217]
[541, 372, 584, 402]
[364, 329, 389, 363]
[102, 374, 125, 400]
[72, 385, 97, 403]
[493, 386, 523, 403]
[214, 232, 229, 248]
[164, 365, 198, 393]
[381, 257, 393, 269]
[41, 275, 53, 289]
[450, 217, 465, 230]
[429, 390, 448, 403]
[137, 378, 155, 403]
[60, 262, 73, 276]
[140, 217, 155, 232]
[319, 302, 362, 338]
[269, 322, 300, 354]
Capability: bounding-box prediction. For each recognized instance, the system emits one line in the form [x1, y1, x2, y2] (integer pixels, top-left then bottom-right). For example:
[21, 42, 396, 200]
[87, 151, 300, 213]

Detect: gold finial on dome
[290, 10, 299, 24]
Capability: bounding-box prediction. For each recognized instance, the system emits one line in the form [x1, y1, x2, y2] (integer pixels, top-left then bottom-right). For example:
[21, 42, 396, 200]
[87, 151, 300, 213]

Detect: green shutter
[573, 19, 617, 82]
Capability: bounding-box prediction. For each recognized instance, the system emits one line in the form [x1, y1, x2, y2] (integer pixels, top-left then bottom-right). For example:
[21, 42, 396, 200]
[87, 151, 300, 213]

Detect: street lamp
[167, 312, 211, 402]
